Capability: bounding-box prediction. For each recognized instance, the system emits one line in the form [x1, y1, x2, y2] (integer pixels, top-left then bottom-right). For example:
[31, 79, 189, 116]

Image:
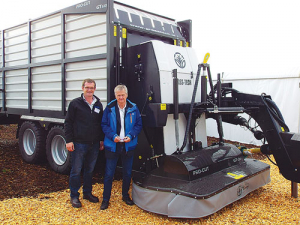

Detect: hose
[177, 64, 202, 153]
[261, 94, 289, 132]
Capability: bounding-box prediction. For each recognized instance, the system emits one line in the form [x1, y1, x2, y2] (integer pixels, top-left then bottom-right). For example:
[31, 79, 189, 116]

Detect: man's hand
[100, 141, 104, 151]
[114, 136, 121, 142]
[114, 136, 130, 143]
[123, 136, 131, 143]
[66, 142, 74, 152]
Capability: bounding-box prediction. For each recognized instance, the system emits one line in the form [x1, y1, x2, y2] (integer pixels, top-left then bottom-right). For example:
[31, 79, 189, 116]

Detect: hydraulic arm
[208, 82, 300, 183]
[186, 55, 300, 183]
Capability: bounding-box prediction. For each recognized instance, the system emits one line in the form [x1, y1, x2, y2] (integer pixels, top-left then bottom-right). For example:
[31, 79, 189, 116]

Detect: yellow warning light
[203, 53, 210, 64]
[139, 156, 142, 160]
[149, 96, 152, 101]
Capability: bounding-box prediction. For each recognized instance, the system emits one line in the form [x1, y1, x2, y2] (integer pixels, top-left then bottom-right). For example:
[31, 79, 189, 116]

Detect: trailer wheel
[46, 126, 71, 174]
[18, 121, 46, 163]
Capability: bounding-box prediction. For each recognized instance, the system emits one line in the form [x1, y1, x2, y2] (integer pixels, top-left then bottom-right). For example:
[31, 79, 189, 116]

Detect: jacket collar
[108, 99, 134, 109]
[81, 93, 100, 102]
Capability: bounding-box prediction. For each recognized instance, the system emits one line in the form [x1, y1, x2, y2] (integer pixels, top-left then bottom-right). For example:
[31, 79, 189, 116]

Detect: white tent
[206, 68, 300, 145]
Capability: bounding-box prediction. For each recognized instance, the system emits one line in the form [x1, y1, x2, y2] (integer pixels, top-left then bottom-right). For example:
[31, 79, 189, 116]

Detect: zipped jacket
[64, 94, 104, 144]
[102, 99, 142, 153]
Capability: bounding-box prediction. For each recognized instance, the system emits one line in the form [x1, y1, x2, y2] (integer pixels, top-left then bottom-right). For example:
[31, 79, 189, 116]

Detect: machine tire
[46, 126, 71, 174]
[18, 121, 46, 164]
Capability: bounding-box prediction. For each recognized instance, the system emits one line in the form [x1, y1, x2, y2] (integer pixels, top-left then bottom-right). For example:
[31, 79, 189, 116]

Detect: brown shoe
[100, 200, 109, 210]
[71, 198, 82, 208]
[122, 196, 134, 206]
[83, 193, 99, 203]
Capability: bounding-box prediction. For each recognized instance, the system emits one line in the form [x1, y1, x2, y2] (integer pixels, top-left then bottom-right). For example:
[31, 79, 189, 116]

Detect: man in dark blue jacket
[100, 84, 142, 210]
[64, 79, 104, 208]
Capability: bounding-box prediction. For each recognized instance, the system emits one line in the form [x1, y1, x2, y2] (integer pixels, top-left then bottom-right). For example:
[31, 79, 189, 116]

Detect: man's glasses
[84, 87, 95, 90]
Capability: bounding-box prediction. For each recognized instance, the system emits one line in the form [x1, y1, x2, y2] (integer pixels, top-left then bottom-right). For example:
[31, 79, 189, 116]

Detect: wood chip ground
[1, 158, 300, 224]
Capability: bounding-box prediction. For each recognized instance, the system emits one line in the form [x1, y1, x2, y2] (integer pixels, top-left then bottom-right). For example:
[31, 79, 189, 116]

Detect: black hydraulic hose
[216, 73, 224, 144]
[173, 69, 179, 121]
[216, 114, 224, 144]
[178, 64, 202, 153]
[217, 73, 221, 107]
[265, 98, 285, 122]
[261, 95, 290, 132]
[173, 69, 180, 151]
[201, 75, 207, 103]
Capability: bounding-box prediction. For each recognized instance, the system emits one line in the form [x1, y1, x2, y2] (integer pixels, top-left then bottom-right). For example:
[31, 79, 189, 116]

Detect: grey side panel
[65, 13, 107, 59]
[132, 182, 176, 216]
[4, 25, 28, 67]
[0, 30, 2, 68]
[65, 59, 107, 109]
[32, 64, 61, 111]
[31, 13, 62, 64]
[0, 32, 2, 106]
[6, 69, 28, 109]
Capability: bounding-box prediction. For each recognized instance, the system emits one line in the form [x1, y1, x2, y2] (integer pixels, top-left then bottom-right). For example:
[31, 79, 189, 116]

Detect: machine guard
[133, 144, 270, 218]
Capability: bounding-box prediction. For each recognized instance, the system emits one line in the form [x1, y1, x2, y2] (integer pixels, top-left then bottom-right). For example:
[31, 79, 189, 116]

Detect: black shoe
[70, 198, 82, 208]
[83, 193, 99, 203]
[100, 200, 109, 210]
[122, 196, 134, 206]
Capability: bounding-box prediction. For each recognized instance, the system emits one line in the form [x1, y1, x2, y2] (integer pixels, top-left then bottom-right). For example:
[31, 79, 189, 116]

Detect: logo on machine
[192, 166, 209, 176]
[237, 182, 249, 196]
[174, 52, 186, 68]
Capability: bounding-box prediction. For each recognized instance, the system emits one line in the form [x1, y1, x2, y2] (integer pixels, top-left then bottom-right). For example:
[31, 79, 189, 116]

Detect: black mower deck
[133, 158, 270, 218]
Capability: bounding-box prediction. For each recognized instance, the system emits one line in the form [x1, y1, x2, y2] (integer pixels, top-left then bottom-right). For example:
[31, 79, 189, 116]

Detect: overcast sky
[1, 0, 300, 77]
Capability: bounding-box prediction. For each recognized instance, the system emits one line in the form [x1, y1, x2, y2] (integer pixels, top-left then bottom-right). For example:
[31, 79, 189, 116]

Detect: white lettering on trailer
[193, 166, 209, 176]
[76, 1, 91, 8]
[178, 79, 192, 86]
[96, 4, 108, 10]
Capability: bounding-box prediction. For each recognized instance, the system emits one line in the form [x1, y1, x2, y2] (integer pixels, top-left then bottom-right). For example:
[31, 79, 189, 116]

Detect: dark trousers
[69, 142, 99, 198]
[103, 144, 134, 201]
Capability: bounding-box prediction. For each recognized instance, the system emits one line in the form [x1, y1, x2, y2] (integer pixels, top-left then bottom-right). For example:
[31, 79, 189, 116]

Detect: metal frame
[28, 21, 32, 113]
[61, 13, 66, 116]
[1, 30, 5, 111]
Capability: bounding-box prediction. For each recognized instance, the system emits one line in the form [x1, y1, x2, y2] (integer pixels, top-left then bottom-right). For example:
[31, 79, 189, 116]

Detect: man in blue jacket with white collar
[100, 84, 142, 210]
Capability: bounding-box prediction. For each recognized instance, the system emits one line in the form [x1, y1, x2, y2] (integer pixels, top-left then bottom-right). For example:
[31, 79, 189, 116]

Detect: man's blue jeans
[69, 142, 99, 198]
[103, 145, 134, 202]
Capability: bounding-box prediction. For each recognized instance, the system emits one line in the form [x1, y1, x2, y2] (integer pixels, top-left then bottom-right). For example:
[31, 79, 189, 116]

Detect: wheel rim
[23, 128, 36, 156]
[51, 135, 67, 166]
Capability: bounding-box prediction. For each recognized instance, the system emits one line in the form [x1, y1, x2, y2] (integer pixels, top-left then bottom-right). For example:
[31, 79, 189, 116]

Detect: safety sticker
[227, 172, 245, 179]
[161, 104, 166, 110]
